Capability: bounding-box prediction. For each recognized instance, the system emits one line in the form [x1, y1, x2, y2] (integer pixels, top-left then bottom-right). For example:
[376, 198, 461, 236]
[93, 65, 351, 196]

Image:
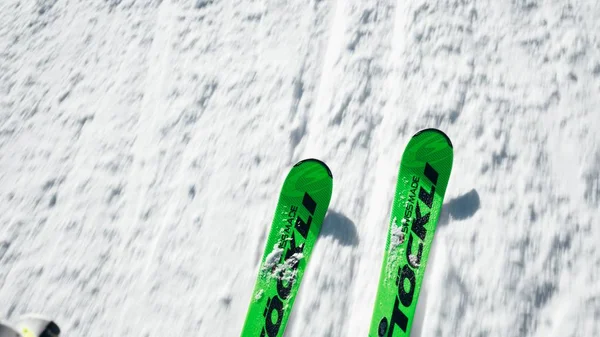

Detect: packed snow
[1, 0, 599, 336]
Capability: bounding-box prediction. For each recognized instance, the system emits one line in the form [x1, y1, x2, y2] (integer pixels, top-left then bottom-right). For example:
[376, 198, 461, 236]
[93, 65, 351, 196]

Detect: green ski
[241, 159, 333, 337]
[369, 128, 453, 337]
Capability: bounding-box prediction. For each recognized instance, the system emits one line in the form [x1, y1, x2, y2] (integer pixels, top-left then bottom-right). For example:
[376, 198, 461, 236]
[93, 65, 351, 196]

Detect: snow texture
[1, 0, 600, 336]
[263, 244, 284, 273]
[389, 217, 406, 251]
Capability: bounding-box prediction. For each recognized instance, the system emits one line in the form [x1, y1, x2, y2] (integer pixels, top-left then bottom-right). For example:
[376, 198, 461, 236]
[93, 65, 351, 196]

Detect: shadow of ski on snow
[438, 188, 481, 227]
[320, 210, 359, 247]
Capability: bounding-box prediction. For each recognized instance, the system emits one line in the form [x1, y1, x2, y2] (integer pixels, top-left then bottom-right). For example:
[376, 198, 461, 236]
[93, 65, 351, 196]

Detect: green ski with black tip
[369, 129, 453, 337]
[241, 159, 333, 337]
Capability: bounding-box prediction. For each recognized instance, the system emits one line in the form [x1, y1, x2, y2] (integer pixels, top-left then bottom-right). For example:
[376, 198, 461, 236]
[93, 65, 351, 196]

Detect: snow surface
[1, 0, 600, 336]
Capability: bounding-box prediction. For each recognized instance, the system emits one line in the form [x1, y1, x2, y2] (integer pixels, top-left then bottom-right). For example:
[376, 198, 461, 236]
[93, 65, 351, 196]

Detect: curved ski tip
[15, 314, 60, 337]
[414, 128, 453, 148]
[294, 158, 333, 178]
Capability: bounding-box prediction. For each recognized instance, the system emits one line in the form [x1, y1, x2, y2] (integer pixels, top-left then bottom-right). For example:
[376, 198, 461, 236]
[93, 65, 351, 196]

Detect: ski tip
[15, 314, 60, 337]
[294, 158, 333, 178]
[413, 128, 453, 149]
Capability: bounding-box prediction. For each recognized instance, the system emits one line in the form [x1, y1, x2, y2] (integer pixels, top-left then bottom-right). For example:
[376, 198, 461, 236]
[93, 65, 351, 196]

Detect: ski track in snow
[1, 0, 600, 336]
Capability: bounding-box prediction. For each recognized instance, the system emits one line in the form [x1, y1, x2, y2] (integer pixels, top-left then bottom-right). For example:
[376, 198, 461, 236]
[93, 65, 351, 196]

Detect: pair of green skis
[241, 129, 454, 337]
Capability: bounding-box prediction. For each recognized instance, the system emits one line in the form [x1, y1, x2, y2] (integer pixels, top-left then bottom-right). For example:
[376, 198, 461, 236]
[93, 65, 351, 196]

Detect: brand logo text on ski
[379, 162, 439, 337]
[261, 192, 317, 337]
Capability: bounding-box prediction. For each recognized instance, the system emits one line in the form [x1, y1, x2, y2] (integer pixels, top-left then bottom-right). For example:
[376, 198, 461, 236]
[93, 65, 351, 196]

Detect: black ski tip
[294, 158, 333, 178]
[414, 128, 453, 149]
[46, 321, 61, 335]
